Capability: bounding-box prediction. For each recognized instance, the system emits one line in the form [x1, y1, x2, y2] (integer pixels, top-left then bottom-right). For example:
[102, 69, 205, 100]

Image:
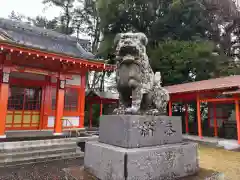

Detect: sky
[0, 0, 89, 39]
[0, 0, 61, 19]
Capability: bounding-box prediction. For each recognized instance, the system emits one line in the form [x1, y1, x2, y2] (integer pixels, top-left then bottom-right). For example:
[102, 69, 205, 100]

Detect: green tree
[149, 40, 229, 86]
[28, 16, 59, 30]
[96, 0, 240, 86]
[8, 11, 25, 21]
[73, 0, 101, 53]
[43, 0, 75, 34]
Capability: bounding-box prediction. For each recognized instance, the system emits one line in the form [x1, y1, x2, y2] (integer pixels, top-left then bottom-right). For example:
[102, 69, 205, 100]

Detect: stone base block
[84, 141, 199, 180]
[99, 115, 182, 148]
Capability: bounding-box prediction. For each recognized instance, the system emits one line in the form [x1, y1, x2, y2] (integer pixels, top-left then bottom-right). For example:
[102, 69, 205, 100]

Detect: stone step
[0, 136, 98, 167]
[0, 141, 76, 153]
[0, 136, 98, 150]
[0, 146, 78, 161]
[0, 151, 84, 167]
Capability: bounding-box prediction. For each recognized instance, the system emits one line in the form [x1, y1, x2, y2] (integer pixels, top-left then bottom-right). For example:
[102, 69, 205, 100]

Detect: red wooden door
[6, 86, 42, 130]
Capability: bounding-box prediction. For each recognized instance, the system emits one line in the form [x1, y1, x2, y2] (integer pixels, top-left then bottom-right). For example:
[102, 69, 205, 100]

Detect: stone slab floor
[0, 144, 239, 180]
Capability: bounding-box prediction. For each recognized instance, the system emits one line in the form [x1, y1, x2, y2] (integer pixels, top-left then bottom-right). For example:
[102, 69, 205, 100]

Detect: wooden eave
[0, 40, 116, 72]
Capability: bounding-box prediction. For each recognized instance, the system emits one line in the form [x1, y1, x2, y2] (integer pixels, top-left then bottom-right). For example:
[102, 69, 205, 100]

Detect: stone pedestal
[99, 115, 182, 148]
[84, 141, 198, 180]
[84, 115, 199, 180]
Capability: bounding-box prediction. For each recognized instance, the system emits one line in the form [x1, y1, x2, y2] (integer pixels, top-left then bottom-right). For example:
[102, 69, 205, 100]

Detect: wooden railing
[61, 118, 84, 138]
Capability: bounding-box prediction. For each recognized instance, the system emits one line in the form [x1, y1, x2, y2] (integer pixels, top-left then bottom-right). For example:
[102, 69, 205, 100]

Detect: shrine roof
[86, 90, 119, 100]
[0, 18, 95, 60]
[165, 75, 240, 94]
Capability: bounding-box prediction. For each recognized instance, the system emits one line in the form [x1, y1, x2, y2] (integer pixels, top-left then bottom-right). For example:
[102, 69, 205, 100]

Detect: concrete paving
[183, 134, 240, 150]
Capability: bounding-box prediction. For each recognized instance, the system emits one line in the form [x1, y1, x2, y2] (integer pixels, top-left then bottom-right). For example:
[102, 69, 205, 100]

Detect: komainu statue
[113, 32, 170, 115]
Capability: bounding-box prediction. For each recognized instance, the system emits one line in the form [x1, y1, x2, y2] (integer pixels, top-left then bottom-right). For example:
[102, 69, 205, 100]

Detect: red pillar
[89, 103, 92, 128]
[54, 75, 65, 135]
[235, 98, 240, 144]
[41, 76, 51, 130]
[213, 103, 218, 137]
[0, 67, 10, 138]
[185, 104, 189, 134]
[196, 94, 202, 138]
[79, 71, 86, 128]
[168, 100, 172, 116]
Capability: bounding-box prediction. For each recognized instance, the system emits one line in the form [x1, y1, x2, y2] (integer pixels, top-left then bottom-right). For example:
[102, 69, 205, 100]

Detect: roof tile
[165, 75, 240, 94]
[0, 18, 95, 60]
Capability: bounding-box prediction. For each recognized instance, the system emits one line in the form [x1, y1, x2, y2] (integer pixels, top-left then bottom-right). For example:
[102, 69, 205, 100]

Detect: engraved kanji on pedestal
[84, 115, 199, 180]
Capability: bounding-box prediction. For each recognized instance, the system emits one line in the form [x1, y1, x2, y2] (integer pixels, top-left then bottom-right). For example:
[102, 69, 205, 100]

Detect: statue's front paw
[125, 106, 140, 114]
[113, 107, 126, 115]
[146, 109, 161, 116]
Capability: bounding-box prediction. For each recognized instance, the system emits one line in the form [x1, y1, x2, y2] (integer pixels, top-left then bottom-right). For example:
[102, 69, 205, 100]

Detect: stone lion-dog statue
[113, 32, 170, 115]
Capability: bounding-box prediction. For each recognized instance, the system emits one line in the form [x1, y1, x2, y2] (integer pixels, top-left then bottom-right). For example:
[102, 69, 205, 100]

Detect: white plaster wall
[47, 116, 80, 127]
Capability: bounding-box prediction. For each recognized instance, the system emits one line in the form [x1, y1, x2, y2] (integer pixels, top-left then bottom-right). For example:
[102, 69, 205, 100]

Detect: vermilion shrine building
[166, 75, 240, 144]
[86, 90, 118, 128]
[0, 18, 114, 138]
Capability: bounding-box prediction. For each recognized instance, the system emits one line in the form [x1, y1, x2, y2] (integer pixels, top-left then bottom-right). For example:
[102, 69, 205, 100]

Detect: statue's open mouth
[119, 45, 139, 57]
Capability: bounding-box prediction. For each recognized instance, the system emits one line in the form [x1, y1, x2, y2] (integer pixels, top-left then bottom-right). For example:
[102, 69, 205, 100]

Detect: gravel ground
[197, 144, 240, 180]
[0, 158, 83, 180]
[0, 144, 239, 180]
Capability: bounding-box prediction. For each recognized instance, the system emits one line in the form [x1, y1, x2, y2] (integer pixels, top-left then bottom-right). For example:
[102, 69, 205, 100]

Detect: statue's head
[114, 32, 148, 64]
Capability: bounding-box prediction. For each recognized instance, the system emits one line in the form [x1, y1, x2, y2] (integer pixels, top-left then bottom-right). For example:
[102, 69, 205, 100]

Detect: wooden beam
[0, 42, 115, 71]
[11, 65, 73, 79]
[200, 97, 236, 102]
[170, 89, 236, 102]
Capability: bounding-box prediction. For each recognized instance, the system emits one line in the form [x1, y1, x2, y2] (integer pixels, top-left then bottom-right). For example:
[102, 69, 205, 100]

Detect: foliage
[43, 0, 75, 34]
[95, 0, 240, 86]
[73, 0, 101, 53]
[8, 11, 25, 21]
[149, 40, 231, 85]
